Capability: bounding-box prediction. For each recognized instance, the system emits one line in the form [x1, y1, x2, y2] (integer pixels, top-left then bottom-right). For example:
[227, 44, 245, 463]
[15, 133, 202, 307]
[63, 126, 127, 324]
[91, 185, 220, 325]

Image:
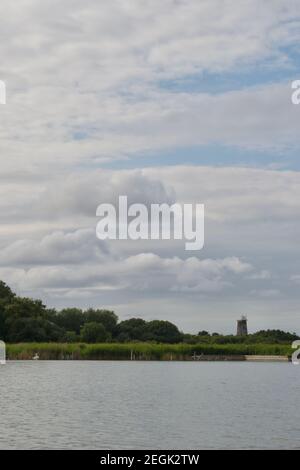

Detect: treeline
[185, 329, 299, 345]
[0, 281, 182, 343]
[0, 281, 298, 344]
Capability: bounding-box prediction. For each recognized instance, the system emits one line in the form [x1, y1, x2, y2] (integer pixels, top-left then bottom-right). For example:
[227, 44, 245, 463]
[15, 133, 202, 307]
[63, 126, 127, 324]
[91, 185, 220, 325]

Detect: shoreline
[5, 356, 291, 362]
[5, 343, 292, 362]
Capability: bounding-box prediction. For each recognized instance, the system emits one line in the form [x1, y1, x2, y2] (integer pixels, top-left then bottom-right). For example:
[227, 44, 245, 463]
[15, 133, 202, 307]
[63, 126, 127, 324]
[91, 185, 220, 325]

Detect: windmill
[236, 316, 248, 336]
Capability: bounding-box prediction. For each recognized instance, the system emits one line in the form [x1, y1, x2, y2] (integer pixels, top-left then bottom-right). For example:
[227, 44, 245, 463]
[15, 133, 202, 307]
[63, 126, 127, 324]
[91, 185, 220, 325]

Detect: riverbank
[6, 342, 292, 361]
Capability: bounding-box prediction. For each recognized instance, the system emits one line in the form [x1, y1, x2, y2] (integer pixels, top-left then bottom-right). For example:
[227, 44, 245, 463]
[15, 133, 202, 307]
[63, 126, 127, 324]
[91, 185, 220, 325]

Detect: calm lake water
[0, 361, 299, 450]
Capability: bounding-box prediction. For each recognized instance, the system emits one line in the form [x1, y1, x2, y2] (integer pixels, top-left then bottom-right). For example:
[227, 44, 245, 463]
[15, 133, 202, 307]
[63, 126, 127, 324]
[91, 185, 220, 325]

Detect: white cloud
[1, 1, 300, 331]
[147, 165, 300, 223]
[251, 289, 280, 298]
[0, 252, 253, 295]
[0, 229, 108, 266]
[0, 1, 299, 177]
[0, 165, 298, 304]
[248, 270, 271, 280]
[291, 275, 300, 285]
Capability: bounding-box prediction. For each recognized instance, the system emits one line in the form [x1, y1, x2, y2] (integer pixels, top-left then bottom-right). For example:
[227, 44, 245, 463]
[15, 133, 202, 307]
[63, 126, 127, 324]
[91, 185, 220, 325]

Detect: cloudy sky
[1, 0, 300, 333]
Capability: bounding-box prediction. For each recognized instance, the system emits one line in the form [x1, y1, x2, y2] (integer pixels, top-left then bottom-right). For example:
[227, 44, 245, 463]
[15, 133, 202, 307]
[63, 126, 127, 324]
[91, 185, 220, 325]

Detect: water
[0, 361, 299, 449]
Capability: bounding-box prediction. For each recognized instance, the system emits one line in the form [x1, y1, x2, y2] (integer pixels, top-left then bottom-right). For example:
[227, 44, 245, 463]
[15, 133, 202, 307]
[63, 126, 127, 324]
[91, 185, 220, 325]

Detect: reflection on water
[0, 361, 299, 449]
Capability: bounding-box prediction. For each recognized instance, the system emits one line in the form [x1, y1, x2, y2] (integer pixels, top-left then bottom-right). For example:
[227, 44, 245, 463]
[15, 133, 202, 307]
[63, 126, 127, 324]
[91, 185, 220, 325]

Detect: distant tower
[236, 316, 248, 336]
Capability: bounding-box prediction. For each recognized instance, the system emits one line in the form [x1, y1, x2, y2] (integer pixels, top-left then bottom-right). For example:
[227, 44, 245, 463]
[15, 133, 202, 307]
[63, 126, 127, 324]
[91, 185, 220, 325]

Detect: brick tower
[236, 316, 248, 336]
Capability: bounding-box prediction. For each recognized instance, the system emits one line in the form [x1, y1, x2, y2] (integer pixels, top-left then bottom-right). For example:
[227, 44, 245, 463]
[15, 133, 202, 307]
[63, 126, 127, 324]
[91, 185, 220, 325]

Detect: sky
[0, 0, 300, 334]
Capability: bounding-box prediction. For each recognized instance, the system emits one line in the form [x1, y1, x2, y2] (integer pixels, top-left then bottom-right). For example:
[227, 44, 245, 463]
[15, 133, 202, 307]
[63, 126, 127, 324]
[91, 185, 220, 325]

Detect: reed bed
[6, 342, 292, 360]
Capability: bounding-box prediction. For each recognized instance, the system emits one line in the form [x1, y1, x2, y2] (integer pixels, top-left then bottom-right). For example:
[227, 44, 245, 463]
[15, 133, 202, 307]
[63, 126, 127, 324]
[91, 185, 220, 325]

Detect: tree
[0, 281, 15, 302]
[248, 329, 299, 344]
[117, 318, 147, 341]
[8, 318, 47, 342]
[0, 281, 16, 340]
[7, 317, 64, 343]
[198, 330, 210, 336]
[64, 331, 79, 343]
[5, 297, 47, 321]
[84, 309, 118, 335]
[54, 308, 84, 334]
[0, 295, 63, 342]
[0, 310, 7, 340]
[80, 322, 108, 343]
[145, 320, 183, 344]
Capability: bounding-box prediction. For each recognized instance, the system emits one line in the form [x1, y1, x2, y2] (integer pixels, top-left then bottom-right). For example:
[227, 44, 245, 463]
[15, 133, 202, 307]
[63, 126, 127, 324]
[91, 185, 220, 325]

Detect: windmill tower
[236, 316, 248, 336]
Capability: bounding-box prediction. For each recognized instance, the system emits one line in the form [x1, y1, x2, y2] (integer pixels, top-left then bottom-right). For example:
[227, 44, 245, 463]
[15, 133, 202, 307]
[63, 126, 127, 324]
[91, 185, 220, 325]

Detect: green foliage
[54, 308, 84, 334]
[145, 320, 183, 343]
[7, 317, 64, 343]
[64, 331, 79, 343]
[117, 318, 147, 341]
[182, 330, 300, 345]
[0, 283, 15, 339]
[3, 297, 65, 343]
[0, 280, 299, 347]
[5, 297, 47, 320]
[248, 329, 299, 343]
[84, 309, 118, 334]
[6, 341, 293, 360]
[0, 281, 15, 302]
[114, 318, 183, 343]
[80, 322, 109, 343]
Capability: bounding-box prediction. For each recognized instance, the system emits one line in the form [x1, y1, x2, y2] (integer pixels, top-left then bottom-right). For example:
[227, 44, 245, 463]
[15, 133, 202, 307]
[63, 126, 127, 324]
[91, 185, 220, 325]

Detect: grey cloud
[0, 169, 175, 225]
[0, 2, 299, 178]
[0, 228, 108, 266]
[0, 253, 254, 295]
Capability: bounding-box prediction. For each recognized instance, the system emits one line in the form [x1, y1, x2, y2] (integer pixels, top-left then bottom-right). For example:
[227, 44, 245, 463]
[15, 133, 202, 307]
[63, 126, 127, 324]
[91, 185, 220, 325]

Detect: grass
[6, 342, 293, 360]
